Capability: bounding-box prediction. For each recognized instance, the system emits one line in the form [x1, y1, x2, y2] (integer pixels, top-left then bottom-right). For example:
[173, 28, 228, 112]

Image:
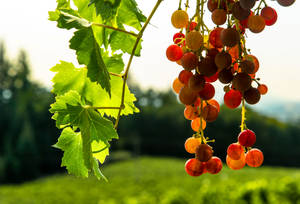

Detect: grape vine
[49, 0, 162, 180]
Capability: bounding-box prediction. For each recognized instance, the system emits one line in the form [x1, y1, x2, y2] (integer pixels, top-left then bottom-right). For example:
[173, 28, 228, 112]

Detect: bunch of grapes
[166, 0, 295, 176]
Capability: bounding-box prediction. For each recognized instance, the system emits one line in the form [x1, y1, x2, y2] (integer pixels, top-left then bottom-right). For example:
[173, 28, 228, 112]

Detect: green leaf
[50, 90, 119, 142]
[92, 157, 107, 181]
[90, 0, 121, 22]
[117, 0, 146, 30]
[54, 127, 88, 178]
[70, 27, 111, 95]
[50, 61, 139, 118]
[102, 51, 124, 74]
[92, 140, 109, 164]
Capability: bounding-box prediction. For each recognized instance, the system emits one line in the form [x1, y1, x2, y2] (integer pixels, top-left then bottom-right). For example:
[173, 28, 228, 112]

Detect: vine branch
[114, 0, 163, 129]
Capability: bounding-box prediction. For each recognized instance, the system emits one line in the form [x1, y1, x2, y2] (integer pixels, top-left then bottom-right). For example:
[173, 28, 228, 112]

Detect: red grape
[173, 32, 185, 44]
[238, 129, 256, 147]
[198, 83, 215, 100]
[226, 153, 246, 170]
[185, 158, 206, 176]
[245, 148, 264, 167]
[206, 157, 223, 174]
[227, 143, 244, 160]
[178, 70, 193, 85]
[196, 144, 213, 162]
[184, 137, 201, 154]
[166, 44, 183, 61]
[224, 89, 242, 109]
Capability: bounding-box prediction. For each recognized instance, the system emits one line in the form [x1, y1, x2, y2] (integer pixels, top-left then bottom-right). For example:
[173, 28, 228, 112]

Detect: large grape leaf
[70, 27, 111, 95]
[50, 61, 139, 118]
[89, 0, 121, 22]
[53, 127, 88, 177]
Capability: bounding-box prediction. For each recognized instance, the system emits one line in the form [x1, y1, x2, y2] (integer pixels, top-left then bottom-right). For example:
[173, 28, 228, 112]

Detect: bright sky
[0, 0, 299, 101]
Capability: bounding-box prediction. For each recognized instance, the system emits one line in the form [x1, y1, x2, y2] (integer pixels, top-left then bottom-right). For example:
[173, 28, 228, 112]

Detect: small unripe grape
[181, 52, 199, 71]
[198, 57, 218, 77]
[186, 31, 204, 51]
[206, 157, 223, 174]
[172, 78, 184, 94]
[277, 0, 295, 7]
[248, 15, 266, 33]
[178, 70, 193, 85]
[227, 143, 244, 160]
[232, 2, 251, 21]
[232, 73, 252, 92]
[184, 137, 201, 154]
[245, 148, 264, 167]
[224, 89, 242, 109]
[244, 87, 261, 105]
[179, 86, 198, 105]
[226, 153, 246, 170]
[221, 28, 240, 47]
[240, 60, 255, 74]
[171, 10, 189, 29]
[166, 44, 183, 61]
[196, 144, 213, 162]
[185, 158, 206, 176]
[218, 68, 234, 84]
[191, 117, 207, 132]
[257, 84, 268, 95]
[209, 27, 224, 48]
[188, 74, 206, 92]
[240, 0, 256, 10]
[215, 51, 232, 70]
[184, 105, 199, 120]
[202, 104, 219, 122]
[173, 32, 185, 44]
[212, 9, 227, 25]
[198, 83, 215, 100]
[238, 129, 256, 147]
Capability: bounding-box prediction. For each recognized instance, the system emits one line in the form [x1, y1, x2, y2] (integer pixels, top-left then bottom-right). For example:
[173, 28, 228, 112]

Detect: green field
[1, 157, 300, 204]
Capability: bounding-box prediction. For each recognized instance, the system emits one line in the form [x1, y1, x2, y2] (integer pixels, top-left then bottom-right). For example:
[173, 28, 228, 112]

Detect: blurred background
[0, 0, 300, 204]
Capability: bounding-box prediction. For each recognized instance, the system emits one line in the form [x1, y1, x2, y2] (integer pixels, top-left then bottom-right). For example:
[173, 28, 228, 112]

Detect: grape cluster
[166, 0, 294, 176]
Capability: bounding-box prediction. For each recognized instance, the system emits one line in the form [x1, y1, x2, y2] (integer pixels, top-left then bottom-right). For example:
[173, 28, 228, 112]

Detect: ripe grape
[240, 60, 255, 74]
[184, 105, 199, 120]
[173, 32, 185, 44]
[207, 0, 226, 12]
[198, 83, 215, 100]
[188, 74, 206, 92]
[232, 2, 251, 21]
[257, 84, 268, 95]
[232, 73, 252, 92]
[171, 10, 189, 29]
[248, 15, 266, 33]
[191, 117, 207, 132]
[172, 78, 184, 94]
[277, 0, 295, 7]
[184, 137, 201, 154]
[181, 52, 199, 71]
[202, 104, 219, 122]
[178, 70, 193, 85]
[244, 87, 261, 105]
[207, 99, 220, 112]
[212, 9, 227, 25]
[166, 45, 183, 61]
[240, 11, 253, 28]
[185, 158, 206, 176]
[186, 31, 204, 51]
[227, 143, 244, 160]
[198, 57, 218, 77]
[245, 148, 264, 167]
[187, 21, 198, 31]
[204, 72, 219, 83]
[207, 48, 220, 58]
[221, 28, 240, 47]
[226, 153, 246, 170]
[218, 68, 234, 84]
[238, 129, 256, 147]
[240, 0, 256, 10]
[196, 144, 213, 162]
[209, 27, 224, 48]
[224, 89, 242, 109]
[179, 86, 198, 105]
[261, 7, 278, 26]
[206, 157, 223, 174]
[244, 55, 259, 73]
[215, 51, 232, 70]
[228, 45, 239, 60]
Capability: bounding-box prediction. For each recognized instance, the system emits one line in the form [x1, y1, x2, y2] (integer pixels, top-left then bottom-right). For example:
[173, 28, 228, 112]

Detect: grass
[0, 157, 300, 204]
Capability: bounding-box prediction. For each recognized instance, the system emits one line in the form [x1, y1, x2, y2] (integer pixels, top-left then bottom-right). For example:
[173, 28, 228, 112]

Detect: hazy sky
[0, 0, 299, 101]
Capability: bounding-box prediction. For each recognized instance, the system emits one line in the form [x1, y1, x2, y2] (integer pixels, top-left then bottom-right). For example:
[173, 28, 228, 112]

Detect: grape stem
[179, 0, 183, 10]
[240, 99, 247, 131]
[114, 0, 163, 129]
[92, 23, 138, 37]
[109, 72, 124, 78]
